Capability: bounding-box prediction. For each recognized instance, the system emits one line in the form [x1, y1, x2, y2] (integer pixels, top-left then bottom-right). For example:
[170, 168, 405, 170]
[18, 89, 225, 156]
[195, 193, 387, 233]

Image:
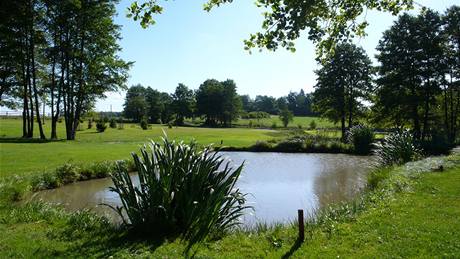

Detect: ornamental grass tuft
[108, 137, 249, 250]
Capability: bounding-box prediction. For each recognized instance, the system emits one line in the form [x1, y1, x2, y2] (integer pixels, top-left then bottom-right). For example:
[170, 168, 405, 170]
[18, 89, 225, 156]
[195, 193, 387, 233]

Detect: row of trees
[123, 79, 241, 126]
[314, 7, 460, 143]
[123, 81, 315, 126]
[241, 90, 315, 116]
[0, 0, 130, 140]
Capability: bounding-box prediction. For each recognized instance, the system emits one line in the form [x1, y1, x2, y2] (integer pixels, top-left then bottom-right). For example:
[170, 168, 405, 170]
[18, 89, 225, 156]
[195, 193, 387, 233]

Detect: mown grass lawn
[232, 116, 335, 129]
[0, 154, 459, 257]
[0, 118, 283, 176]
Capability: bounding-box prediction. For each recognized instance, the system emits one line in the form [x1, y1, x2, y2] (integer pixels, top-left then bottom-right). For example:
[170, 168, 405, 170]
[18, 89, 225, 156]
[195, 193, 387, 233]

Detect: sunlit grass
[0, 118, 281, 176]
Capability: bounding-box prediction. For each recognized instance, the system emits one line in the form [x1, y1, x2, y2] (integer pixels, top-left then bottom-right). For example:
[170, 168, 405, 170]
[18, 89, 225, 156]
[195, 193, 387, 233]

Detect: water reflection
[34, 152, 373, 226]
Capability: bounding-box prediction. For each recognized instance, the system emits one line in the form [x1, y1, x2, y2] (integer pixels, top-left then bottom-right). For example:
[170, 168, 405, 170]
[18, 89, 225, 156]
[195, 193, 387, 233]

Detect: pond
[35, 152, 374, 226]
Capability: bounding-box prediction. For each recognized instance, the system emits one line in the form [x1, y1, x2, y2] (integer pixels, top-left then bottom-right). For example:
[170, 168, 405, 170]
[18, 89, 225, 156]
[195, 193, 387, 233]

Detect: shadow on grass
[281, 237, 303, 259]
[78, 131, 102, 135]
[0, 137, 65, 143]
[64, 229, 169, 257]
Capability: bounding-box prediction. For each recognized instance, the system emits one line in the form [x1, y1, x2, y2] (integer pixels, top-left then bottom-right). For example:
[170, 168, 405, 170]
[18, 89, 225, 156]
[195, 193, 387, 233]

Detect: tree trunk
[25, 36, 34, 138]
[50, 49, 57, 139]
[30, 16, 46, 140]
[348, 86, 353, 129]
[22, 54, 29, 138]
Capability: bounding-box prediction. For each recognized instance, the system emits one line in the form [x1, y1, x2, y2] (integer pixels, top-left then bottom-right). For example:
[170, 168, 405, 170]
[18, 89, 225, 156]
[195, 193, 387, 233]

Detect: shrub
[249, 141, 272, 151]
[248, 120, 253, 128]
[271, 122, 278, 129]
[109, 138, 249, 250]
[275, 139, 304, 152]
[80, 161, 115, 180]
[55, 163, 79, 184]
[309, 120, 317, 130]
[96, 121, 107, 133]
[297, 124, 302, 129]
[374, 130, 422, 166]
[0, 177, 28, 202]
[140, 119, 148, 130]
[117, 121, 124, 130]
[31, 172, 60, 190]
[109, 118, 117, 129]
[241, 111, 271, 119]
[420, 132, 453, 155]
[347, 125, 375, 155]
[279, 108, 293, 127]
[88, 119, 93, 129]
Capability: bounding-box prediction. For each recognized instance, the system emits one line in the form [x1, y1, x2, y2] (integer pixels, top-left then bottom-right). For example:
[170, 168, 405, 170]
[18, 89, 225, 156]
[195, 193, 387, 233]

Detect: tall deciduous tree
[60, 0, 130, 140]
[171, 83, 195, 125]
[373, 9, 447, 141]
[253, 95, 278, 115]
[196, 79, 241, 127]
[1, 0, 48, 139]
[123, 85, 148, 122]
[313, 43, 373, 140]
[1, 0, 130, 140]
[441, 6, 460, 143]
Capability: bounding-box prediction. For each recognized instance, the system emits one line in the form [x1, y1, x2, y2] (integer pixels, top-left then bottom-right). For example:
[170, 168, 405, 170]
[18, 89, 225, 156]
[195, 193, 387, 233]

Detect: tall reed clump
[374, 130, 422, 166]
[109, 137, 249, 250]
[347, 125, 375, 155]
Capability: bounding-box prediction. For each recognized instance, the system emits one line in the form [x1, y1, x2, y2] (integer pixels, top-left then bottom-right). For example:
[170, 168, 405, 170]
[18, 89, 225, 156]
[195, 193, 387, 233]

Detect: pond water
[34, 152, 373, 226]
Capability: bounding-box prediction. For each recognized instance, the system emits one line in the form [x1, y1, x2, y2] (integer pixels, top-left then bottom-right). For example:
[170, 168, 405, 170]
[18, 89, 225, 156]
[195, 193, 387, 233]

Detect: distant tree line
[241, 90, 315, 117]
[123, 81, 315, 126]
[0, 0, 130, 140]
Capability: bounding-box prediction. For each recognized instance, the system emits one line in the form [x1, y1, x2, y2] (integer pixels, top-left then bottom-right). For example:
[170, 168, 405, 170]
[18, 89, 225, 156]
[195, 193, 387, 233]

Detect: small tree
[88, 119, 93, 129]
[140, 118, 148, 130]
[96, 121, 107, 133]
[109, 118, 117, 129]
[279, 108, 293, 128]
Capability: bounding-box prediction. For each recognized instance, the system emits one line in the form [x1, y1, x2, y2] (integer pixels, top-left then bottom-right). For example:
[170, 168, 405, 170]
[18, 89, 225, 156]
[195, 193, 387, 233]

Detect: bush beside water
[109, 138, 249, 250]
[374, 130, 422, 166]
[347, 125, 375, 155]
[29, 160, 135, 191]
[221, 133, 351, 153]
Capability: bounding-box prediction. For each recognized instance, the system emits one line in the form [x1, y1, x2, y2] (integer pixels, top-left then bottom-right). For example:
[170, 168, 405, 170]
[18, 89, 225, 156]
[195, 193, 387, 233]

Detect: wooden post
[298, 209, 304, 241]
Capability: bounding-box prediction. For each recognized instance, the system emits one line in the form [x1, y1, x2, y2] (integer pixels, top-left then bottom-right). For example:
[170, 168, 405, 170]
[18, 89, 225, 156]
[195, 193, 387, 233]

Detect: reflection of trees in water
[313, 161, 368, 209]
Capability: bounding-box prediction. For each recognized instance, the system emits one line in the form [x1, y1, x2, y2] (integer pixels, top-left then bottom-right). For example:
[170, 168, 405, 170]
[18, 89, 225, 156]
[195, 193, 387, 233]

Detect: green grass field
[0, 118, 283, 176]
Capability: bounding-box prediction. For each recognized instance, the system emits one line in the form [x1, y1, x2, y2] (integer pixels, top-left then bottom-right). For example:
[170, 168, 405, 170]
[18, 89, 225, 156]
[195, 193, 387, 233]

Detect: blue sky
[97, 0, 458, 112]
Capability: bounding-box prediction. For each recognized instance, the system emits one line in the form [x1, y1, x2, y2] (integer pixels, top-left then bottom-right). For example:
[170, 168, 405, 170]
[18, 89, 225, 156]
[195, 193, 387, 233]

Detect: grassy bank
[1, 150, 459, 257]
